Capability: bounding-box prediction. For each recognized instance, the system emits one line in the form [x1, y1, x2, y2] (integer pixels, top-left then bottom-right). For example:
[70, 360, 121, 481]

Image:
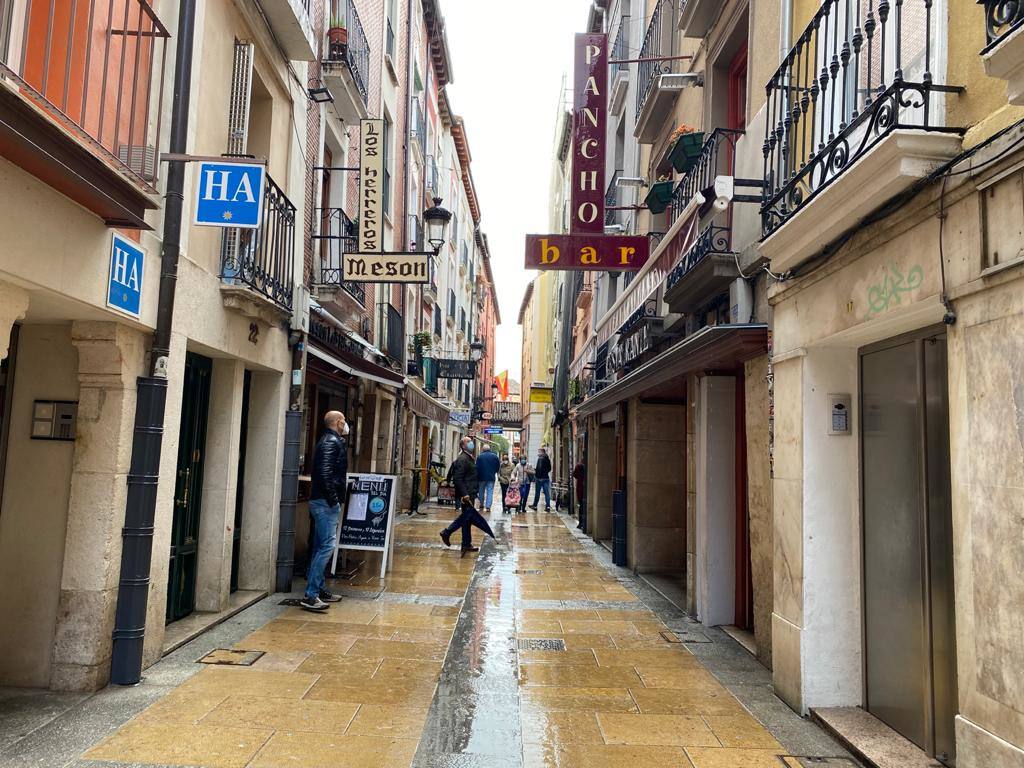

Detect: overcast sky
[442, 0, 591, 381]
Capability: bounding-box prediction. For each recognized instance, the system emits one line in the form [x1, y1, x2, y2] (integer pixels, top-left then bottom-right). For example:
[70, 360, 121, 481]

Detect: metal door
[861, 331, 957, 765]
[167, 353, 212, 623]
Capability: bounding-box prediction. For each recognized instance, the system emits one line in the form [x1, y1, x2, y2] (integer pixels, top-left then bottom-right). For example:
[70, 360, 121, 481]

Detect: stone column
[0, 281, 29, 359]
[625, 399, 687, 573]
[587, 421, 616, 542]
[194, 358, 244, 613]
[50, 321, 146, 691]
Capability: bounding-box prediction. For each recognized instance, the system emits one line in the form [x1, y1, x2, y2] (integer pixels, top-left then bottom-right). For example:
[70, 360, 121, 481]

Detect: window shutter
[227, 40, 254, 155]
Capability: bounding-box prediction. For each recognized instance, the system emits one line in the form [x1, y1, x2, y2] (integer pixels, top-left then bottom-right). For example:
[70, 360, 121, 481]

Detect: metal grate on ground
[517, 638, 567, 651]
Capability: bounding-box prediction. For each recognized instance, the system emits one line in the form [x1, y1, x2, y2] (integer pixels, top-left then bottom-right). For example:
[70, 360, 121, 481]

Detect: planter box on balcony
[983, 22, 1024, 105]
[760, 130, 963, 275]
[645, 181, 675, 215]
[669, 132, 704, 173]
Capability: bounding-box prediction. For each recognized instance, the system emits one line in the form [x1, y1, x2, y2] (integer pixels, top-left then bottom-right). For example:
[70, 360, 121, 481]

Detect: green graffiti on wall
[866, 263, 924, 318]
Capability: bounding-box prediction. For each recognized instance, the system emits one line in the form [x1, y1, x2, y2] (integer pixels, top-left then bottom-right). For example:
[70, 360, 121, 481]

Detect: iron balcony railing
[670, 128, 743, 222]
[433, 305, 442, 336]
[761, 0, 961, 239]
[425, 154, 440, 193]
[636, 0, 675, 121]
[611, 15, 630, 71]
[665, 225, 734, 293]
[325, 0, 369, 106]
[0, 0, 170, 190]
[605, 169, 623, 226]
[314, 206, 365, 304]
[979, 0, 1024, 49]
[221, 173, 296, 311]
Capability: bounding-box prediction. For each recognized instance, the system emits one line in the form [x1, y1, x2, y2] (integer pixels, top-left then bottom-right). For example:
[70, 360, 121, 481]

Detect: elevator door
[861, 332, 957, 765]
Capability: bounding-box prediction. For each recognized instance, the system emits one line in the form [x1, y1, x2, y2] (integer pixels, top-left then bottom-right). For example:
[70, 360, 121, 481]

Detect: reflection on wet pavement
[81, 503, 851, 768]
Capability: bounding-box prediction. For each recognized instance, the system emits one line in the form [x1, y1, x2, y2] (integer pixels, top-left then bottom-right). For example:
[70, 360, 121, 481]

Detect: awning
[576, 324, 768, 418]
[308, 344, 405, 389]
[405, 381, 451, 423]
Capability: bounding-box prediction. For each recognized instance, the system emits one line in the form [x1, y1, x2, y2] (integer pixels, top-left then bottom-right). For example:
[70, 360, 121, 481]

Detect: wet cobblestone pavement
[2, 502, 857, 767]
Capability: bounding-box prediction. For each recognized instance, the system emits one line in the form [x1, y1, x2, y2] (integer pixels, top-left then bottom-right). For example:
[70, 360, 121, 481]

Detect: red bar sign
[571, 33, 607, 234]
[525, 234, 650, 272]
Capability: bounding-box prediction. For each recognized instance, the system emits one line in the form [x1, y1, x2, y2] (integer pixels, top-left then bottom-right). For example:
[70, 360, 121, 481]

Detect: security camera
[698, 176, 734, 218]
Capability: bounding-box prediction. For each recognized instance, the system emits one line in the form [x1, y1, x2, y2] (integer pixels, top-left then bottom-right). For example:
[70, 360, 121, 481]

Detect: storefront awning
[308, 345, 405, 389]
[575, 324, 768, 418]
[405, 381, 451, 423]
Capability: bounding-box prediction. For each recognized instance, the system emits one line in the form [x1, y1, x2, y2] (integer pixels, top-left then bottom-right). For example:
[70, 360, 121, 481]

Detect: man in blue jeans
[302, 410, 349, 612]
[529, 447, 553, 511]
[475, 443, 500, 513]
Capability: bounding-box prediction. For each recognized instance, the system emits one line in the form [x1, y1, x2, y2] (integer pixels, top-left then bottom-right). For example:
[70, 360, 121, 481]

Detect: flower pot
[644, 181, 675, 215]
[328, 27, 348, 59]
[669, 131, 705, 173]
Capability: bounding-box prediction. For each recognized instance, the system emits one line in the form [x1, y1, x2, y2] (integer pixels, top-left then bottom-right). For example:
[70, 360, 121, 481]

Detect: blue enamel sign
[107, 233, 145, 318]
[194, 161, 265, 229]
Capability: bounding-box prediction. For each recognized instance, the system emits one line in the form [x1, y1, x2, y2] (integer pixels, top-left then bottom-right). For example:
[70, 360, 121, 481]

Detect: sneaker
[528, 505, 538, 510]
[299, 595, 329, 612]
[440, 530, 452, 547]
[319, 590, 342, 603]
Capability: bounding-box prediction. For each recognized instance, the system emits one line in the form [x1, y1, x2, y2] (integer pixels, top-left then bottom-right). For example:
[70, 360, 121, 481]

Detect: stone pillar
[194, 359, 244, 613]
[50, 321, 146, 691]
[0, 281, 29, 359]
[625, 399, 687, 573]
[587, 420, 616, 542]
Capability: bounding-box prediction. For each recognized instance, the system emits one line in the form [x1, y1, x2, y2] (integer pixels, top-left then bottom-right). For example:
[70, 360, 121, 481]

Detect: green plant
[667, 123, 698, 148]
[329, 12, 347, 29]
[413, 330, 433, 353]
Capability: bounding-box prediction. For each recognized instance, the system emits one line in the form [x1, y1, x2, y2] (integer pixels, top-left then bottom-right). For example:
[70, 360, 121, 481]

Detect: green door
[167, 353, 212, 623]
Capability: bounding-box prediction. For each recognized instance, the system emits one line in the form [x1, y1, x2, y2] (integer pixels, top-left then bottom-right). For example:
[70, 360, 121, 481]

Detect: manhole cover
[518, 638, 567, 651]
[515, 569, 543, 575]
[197, 649, 265, 666]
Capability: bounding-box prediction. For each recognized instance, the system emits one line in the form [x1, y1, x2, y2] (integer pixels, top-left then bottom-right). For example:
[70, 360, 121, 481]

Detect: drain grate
[518, 638, 567, 651]
[197, 648, 265, 666]
[515, 569, 543, 575]
[660, 631, 683, 644]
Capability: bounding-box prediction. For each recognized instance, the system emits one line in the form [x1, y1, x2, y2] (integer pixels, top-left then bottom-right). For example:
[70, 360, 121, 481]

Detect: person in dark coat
[303, 411, 349, 611]
[475, 444, 500, 513]
[572, 461, 586, 529]
[440, 436, 494, 555]
[529, 447, 553, 511]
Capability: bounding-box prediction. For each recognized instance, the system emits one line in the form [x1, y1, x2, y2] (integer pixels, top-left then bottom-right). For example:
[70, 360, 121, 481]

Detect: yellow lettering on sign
[581, 139, 598, 159]
[577, 203, 598, 224]
[581, 246, 599, 264]
[540, 239, 560, 264]
[618, 246, 636, 265]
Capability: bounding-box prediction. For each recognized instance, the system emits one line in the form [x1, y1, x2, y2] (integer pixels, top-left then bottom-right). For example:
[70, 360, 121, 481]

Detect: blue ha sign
[193, 161, 265, 228]
[107, 233, 145, 318]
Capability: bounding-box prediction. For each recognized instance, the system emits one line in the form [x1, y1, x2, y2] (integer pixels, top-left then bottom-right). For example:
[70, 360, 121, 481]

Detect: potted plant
[644, 175, 675, 215]
[667, 124, 704, 174]
[327, 12, 348, 59]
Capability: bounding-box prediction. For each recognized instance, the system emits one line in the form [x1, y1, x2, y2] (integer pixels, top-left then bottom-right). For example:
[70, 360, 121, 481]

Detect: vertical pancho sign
[571, 33, 607, 234]
[359, 119, 385, 253]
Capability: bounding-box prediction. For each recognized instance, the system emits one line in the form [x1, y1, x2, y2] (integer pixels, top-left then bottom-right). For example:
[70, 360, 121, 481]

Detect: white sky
[442, 0, 592, 380]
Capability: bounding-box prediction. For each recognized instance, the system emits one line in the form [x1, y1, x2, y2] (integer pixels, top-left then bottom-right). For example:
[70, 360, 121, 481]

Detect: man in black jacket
[302, 410, 349, 611]
[529, 447, 553, 511]
[439, 436, 493, 556]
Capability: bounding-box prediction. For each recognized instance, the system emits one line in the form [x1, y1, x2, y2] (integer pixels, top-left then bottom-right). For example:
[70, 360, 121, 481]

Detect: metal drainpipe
[110, 0, 198, 685]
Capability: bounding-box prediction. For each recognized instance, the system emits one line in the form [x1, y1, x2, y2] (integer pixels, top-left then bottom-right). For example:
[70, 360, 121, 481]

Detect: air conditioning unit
[117, 144, 157, 181]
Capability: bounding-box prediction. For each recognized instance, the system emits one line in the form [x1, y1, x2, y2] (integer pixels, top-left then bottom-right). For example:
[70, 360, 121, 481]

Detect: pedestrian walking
[302, 411, 348, 612]
[529, 447, 553, 511]
[572, 460, 586, 529]
[497, 454, 513, 514]
[439, 437, 495, 556]
[475, 443, 500, 513]
[511, 457, 533, 514]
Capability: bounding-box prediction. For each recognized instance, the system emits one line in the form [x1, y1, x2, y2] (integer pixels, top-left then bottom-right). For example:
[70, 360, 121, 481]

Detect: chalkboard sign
[330, 473, 398, 578]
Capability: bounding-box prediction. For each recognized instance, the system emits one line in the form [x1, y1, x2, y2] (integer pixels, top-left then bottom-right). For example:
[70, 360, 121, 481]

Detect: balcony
[0, 0, 169, 228]
[323, 0, 370, 124]
[605, 170, 623, 227]
[669, 129, 742, 223]
[663, 225, 738, 313]
[425, 154, 440, 194]
[761, 0, 963, 274]
[260, 0, 316, 61]
[979, 0, 1024, 105]
[609, 15, 630, 116]
[677, 0, 717, 39]
[314, 207, 366, 307]
[220, 173, 296, 320]
[634, 0, 679, 143]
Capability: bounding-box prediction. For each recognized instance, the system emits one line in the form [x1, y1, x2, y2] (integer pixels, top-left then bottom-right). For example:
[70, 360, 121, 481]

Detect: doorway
[230, 370, 252, 594]
[861, 330, 957, 765]
[167, 353, 213, 623]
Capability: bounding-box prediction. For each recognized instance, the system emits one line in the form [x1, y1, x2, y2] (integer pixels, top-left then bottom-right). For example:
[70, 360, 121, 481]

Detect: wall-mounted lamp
[615, 176, 647, 189]
[308, 86, 334, 104]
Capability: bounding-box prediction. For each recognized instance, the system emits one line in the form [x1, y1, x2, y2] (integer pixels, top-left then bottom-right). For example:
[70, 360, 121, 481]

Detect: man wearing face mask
[439, 436, 493, 555]
[303, 410, 349, 611]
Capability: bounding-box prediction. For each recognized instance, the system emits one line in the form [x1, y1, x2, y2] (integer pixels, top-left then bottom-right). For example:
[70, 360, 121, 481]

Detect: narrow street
[2, 503, 852, 768]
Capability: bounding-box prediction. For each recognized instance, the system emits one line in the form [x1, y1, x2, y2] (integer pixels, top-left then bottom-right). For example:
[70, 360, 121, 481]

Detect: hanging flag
[494, 371, 509, 401]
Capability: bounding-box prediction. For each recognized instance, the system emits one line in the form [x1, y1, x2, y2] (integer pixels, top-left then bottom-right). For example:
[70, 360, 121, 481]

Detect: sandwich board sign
[193, 161, 266, 228]
[331, 473, 398, 578]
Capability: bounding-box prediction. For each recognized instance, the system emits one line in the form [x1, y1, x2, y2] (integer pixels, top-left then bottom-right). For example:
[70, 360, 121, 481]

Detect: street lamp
[423, 197, 452, 253]
[469, 340, 484, 362]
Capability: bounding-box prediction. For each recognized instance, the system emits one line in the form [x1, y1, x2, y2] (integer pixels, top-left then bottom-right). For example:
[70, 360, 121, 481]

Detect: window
[383, 115, 392, 217]
[727, 44, 748, 133]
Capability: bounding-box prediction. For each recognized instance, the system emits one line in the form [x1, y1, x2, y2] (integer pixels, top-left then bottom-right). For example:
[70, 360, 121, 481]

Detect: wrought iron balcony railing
[665, 225, 733, 293]
[980, 0, 1024, 49]
[636, 0, 675, 121]
[761, 0, 961, 239]
[325, 0, 369, 106]
[611, 15, 630, 71]
[605, 169, 623, 226]
[384, 303, 403, 361]
[670, 128, 743, 221]
[314, 206, 365, 304]
[221, 173, 296, 311]
[0, 0, 170, 190]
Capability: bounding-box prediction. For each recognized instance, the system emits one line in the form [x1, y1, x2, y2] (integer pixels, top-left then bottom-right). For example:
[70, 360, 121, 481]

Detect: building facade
[551, 2, 1024, 766]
